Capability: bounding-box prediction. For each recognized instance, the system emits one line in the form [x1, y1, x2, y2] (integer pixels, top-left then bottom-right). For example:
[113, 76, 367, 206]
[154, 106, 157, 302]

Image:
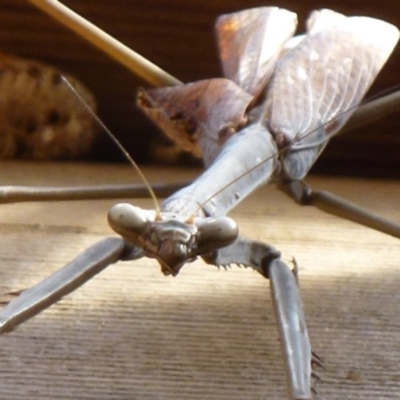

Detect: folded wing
[216, 7, 297, 98]
[264, 9, 399, 179]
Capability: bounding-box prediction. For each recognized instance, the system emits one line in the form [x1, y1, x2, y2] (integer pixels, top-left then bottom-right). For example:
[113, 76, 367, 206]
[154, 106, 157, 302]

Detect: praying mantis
[1, 2, 400, 399]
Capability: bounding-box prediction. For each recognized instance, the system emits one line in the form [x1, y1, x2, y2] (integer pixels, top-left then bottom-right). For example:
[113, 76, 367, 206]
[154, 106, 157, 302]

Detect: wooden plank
[0, 162, 399, 399]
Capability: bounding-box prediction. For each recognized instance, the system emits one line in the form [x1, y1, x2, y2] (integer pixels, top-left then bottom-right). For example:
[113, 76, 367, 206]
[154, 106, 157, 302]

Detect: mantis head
[108, 203, 238, 275]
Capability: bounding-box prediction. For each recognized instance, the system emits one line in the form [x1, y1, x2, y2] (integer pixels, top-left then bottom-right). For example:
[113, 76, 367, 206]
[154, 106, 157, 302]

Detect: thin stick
[27, 0, 182, 87]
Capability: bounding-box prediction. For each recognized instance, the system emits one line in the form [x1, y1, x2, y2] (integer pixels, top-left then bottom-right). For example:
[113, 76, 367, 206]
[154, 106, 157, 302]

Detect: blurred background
[0, 0, 399, 176]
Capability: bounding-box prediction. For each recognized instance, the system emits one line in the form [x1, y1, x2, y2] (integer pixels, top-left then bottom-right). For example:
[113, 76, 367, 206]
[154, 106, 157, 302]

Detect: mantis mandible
[1, 4, 400, 399]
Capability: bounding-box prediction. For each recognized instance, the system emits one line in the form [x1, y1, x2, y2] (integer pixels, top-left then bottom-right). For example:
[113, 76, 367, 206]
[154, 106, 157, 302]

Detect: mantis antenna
[61, 76, 161, 214]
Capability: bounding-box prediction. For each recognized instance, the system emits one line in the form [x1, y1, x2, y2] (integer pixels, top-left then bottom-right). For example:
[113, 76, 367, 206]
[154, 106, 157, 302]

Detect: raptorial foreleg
[0, 237, 133, 334]
[208, 238, 314, 400]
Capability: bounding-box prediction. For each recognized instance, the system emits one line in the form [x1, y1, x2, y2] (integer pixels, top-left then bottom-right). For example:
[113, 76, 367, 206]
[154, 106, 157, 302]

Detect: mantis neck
[162, 124, 278, 218]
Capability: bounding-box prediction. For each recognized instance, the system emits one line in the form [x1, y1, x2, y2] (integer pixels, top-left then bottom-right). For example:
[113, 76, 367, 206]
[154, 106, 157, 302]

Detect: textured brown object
[0, 52, 98, 160]
[0, 162, 400, 399]
[0, 1, 399, 172]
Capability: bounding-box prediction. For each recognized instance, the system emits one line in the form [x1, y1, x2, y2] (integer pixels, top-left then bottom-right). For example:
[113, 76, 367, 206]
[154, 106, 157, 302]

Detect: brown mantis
[1, 2, 400, 399]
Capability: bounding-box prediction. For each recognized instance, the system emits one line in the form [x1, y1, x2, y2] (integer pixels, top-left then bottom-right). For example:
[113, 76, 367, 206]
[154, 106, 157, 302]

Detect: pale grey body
[1, 7, 400, 400]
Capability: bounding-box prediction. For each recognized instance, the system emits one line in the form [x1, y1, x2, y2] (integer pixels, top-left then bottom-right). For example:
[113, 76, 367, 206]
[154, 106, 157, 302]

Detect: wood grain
[0, 162, 399, 399]
[0, 1, 399, 173]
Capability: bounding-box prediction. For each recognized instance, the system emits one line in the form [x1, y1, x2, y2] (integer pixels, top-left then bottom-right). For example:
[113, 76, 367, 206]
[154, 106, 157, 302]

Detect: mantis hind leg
[279, 180, 400, 240]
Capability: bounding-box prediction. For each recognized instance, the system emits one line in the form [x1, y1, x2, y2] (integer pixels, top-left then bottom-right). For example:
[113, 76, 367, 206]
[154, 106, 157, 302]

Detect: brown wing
[215, 7, 297, 98]
[137, 79, 253, 165]
[263, 9, 399, 179]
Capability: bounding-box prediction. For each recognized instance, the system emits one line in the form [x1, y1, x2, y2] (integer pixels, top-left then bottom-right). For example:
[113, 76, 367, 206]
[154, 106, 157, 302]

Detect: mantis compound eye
[107, 203, 148, 244]
[195, 217, 238, 254]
